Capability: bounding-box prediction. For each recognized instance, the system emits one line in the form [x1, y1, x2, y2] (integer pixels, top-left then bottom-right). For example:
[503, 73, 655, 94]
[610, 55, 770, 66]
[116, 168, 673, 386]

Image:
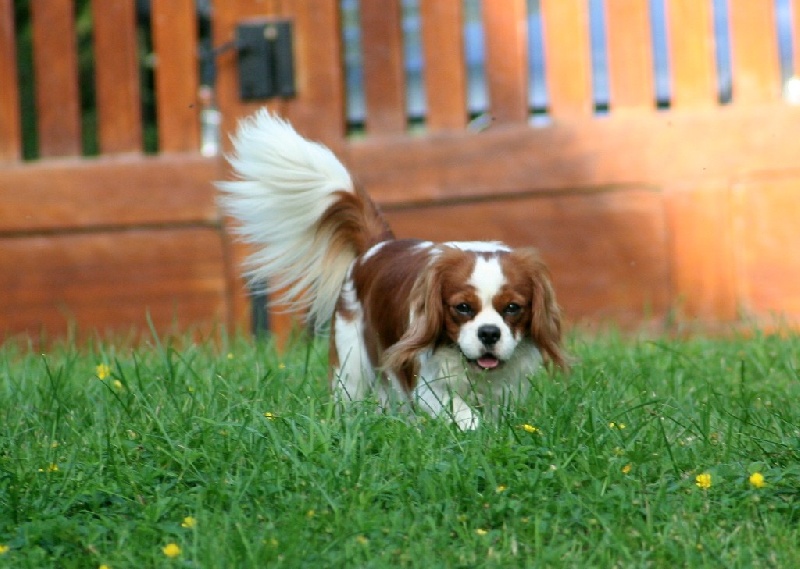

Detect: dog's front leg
[412, 381, 479, 430]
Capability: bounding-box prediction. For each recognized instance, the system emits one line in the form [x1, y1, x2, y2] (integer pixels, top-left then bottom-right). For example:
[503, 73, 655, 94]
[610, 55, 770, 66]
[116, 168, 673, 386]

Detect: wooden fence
[2, 0, 800, 345]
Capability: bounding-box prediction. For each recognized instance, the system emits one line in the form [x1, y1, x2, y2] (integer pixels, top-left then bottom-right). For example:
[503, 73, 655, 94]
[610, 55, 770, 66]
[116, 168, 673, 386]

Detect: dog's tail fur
[218, 110, 392, 329]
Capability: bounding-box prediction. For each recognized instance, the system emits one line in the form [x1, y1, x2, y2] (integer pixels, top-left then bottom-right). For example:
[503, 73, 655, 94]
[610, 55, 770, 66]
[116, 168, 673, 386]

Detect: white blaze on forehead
[468, 256, 506, 304]
[445, 241, 511, 254]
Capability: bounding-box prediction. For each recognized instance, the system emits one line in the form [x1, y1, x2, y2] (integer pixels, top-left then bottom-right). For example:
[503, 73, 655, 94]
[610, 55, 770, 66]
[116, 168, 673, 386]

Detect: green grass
[1, 331, 799, 568]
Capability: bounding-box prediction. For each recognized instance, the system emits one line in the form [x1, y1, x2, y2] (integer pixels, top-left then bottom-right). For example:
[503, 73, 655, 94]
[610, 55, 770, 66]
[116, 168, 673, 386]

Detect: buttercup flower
[609, 422, 626, 430]
[475, 528, 488, 536]
[521, 424, 539, 434]
[695, 473, 712, 489]
[264, 412, 276, 419]
[96, 363, 111, 380]
[0, 544, 9, 555]
[496, 485, 507, 493]
[749, 472, 765, 489]
[622, 464, 632, 474]
[181, 516, 196, 529]
[162, 543, 181, 558]
[356, 535, 369, 545]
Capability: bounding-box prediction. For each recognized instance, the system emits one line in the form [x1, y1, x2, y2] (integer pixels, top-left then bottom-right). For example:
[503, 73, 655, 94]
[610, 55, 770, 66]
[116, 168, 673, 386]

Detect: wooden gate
[2, 0, 800, 344]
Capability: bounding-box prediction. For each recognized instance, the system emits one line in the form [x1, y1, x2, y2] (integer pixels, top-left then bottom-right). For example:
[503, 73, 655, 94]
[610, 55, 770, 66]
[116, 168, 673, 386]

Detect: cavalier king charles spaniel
[219, 110, 566, 429]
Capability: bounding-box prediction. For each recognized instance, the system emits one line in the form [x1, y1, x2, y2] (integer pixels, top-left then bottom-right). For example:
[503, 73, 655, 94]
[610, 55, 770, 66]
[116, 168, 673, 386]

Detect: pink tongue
[477, 355, 500, 369]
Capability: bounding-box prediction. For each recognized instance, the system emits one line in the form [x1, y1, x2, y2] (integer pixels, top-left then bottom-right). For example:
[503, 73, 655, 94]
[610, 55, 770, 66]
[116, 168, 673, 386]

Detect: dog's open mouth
[472, 353, 501, 370]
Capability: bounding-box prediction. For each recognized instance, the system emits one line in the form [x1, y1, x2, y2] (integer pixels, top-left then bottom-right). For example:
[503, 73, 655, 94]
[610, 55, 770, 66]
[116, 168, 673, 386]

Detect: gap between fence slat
[360, 0, 406, 134]
[31, 0, 82, 157]
[0, 0, 20, 161]
[482, 0, 528, 124]
[540, 0, 592, 118]
[92, 0, 143, 153]
[667, 0, 717, 109]
[728, 0, 781, 105]
[151, 0, 199, 153]
[604, 0, 654, 112]
[420, 0, 467, 131]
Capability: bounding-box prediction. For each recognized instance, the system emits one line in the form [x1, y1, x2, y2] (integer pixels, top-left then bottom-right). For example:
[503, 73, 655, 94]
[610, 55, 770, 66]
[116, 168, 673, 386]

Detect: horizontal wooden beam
[0, 154, 222, 234]
[345, 106, 800, 206]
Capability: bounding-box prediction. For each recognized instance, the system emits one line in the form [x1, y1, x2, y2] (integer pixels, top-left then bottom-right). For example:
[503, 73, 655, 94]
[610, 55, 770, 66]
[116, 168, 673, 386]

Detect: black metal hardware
[236, 19, 295, 100]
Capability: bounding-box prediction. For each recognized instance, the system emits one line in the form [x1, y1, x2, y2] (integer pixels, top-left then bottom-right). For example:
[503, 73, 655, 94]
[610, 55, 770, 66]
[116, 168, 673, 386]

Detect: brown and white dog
[219, 110, 565, 429]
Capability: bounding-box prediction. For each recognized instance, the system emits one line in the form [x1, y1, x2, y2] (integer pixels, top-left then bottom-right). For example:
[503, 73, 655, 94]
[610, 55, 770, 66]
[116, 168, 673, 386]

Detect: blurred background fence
[2, 0, 800, 343]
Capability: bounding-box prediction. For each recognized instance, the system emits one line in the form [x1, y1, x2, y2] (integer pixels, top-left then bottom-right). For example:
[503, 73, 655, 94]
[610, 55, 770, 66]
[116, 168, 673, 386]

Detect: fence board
[420, 0, 467, 131]
[0, 0, 20, 161]
[540, 0, 592, 117]
[0, 228, 228, 340]
[281, 0, 346, 143]
[151, 0, 199, 152]
[361, 0, 406, 134]
[0, 155, 219, 233]
[92, 0, 142, 153]
[31, 0, 82, 157]
[728, 0, 781, 104]
[667, 0, 716, 108]
[482, 0, 528, 123]
[604, 0, 654, 111]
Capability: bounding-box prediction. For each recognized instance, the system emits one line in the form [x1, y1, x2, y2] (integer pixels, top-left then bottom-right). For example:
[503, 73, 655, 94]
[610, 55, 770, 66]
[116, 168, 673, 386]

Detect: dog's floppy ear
[382, 265, 444, 373]
[515, 248, 567, 369]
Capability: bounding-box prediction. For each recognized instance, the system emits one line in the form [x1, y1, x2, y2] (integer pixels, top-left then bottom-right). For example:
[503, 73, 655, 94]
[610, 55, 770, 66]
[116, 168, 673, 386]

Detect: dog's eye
[503, 303, 522, 316]
[454, 303, 474, 316]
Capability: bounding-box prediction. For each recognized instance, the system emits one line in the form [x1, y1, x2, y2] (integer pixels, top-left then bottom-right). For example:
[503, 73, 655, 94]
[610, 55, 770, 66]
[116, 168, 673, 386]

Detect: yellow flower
[475, 528, 488, 536]
[0, 544, 9, 555]
[278, 363, 286, 370]
[264, 412, 276, 420]
[521, 424, 539, 434]
[99, 565, 110, 569]
[495, 485, 507, 493]
[749, 472, 765, 489]
[39, 463, 59, 473]
[622, 464, 632, 474]
[227, 353, 234, 360]
[96, 363, 111, 380]
[162, 543, 181, 558]
[695, 473, 712, 489]
[609, 422, 627, 430]
[113, 380, 123, 390]
[355, 535, 369, 545]
[181, 516, 196, 528]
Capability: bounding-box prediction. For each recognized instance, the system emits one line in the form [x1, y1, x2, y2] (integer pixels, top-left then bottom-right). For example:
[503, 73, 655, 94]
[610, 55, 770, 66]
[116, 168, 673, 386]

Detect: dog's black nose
[477, 324, 502, 346]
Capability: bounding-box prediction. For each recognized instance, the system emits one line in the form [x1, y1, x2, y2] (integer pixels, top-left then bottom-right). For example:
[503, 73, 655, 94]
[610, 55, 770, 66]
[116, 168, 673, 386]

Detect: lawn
[1, 330, 799, 568]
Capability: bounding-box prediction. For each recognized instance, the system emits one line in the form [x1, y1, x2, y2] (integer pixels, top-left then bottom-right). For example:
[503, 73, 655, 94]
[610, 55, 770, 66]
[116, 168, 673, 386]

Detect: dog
[218, 110, 566, 429]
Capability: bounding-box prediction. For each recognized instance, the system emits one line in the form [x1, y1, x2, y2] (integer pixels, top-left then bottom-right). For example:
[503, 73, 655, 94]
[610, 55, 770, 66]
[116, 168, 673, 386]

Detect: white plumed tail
[218, 109, 357, 327]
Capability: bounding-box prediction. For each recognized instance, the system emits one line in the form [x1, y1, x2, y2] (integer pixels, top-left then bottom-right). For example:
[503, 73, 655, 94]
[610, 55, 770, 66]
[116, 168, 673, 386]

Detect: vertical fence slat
[728, 0, 781, 105]
[361, 0, 406, 134]
[0, 0, 20, 161]
[482, 0, 528, 123]
[92, 0, 142, 153]
[540, 0, 592, 118]
[420, 0, 467, 131]
[151, 0, 199, 152]
[31, 0, 82, 157]
[604, 0, 654, 112]
[282, 0, 346, 142]
[667, 0, 716, 108]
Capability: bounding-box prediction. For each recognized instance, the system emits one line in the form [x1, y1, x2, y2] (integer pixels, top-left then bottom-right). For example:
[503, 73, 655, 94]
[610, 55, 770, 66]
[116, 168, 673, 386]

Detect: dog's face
[385, 244, 564, 372]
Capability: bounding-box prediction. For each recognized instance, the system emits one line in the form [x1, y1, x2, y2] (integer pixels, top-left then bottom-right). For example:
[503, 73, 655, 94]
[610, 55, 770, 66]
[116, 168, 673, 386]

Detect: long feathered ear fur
[382, 267, 444, 373]
[515, 248, 567, 369]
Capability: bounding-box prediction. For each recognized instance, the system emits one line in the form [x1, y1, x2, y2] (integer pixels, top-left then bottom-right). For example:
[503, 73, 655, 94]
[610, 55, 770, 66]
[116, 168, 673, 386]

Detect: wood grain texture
[92, 0, 142, 153]
[665, 182, 737, 321]
[604, 0, 655, 112]
[0, 154, 220, 233]
[30, 0, 82, 157]
[540, 0, 593, 117]
[0, 0, 20, 161]
[384, 189, 671, 327]
[420, 0, 468, 131]
[151, 0, 200, 152]
[0, 228, 228, 340]
[482, 0, 529, 123]
[346, 106, 800, 205]
[728, 0, 781, 104]
[360, 0, 406, 134]
[667, 0, 717, 108]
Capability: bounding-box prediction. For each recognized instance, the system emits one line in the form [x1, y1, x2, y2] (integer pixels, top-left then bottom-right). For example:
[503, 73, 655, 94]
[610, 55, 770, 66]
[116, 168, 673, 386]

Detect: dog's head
[384, 243, 565, 372]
